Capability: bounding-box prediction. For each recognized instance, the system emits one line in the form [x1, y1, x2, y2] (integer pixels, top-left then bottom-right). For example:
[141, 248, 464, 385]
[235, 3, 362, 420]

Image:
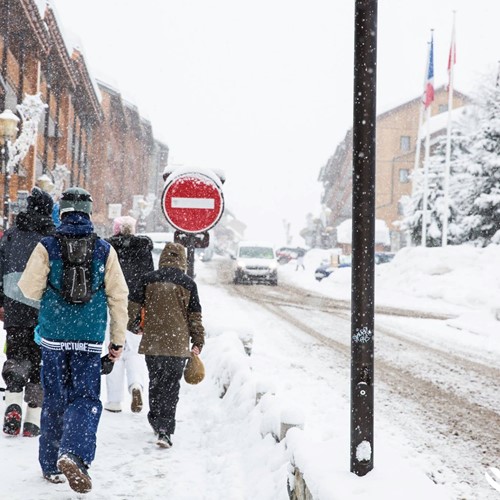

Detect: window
[400, 135, 411, 152]
[399, 169, 409, 183]
[438, 104, 448, 113]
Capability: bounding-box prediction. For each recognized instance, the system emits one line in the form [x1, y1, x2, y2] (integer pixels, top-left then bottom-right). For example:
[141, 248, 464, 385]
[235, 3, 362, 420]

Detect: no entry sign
[161, 170, 224, 233]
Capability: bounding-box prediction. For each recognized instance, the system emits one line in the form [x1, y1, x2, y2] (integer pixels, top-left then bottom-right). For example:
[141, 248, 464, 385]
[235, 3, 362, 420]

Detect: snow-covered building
[0, 0, 167, 231]
[319, 86, 469, 251]
[336, 218, 391, 254]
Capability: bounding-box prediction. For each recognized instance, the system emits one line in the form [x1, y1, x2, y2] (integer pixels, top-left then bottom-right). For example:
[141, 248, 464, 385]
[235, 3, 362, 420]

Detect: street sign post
[161, 168, 224, 276]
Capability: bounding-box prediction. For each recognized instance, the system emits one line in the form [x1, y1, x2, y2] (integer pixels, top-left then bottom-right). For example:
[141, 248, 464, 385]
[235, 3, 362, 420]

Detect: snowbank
[283, 244, 500, 343]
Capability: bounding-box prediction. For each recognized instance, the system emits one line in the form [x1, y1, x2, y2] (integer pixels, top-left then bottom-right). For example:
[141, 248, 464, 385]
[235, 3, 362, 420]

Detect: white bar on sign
[171, 197, 214, 209]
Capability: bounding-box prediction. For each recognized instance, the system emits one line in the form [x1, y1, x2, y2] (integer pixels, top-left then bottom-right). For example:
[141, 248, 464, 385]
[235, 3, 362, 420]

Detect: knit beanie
[113, 216, 137, 236]
[27, 187, 54, 216]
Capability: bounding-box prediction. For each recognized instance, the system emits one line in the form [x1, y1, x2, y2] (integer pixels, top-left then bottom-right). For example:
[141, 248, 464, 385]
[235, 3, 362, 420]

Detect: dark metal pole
[186, 245, 195, 278]
[351, 0, 377, 476]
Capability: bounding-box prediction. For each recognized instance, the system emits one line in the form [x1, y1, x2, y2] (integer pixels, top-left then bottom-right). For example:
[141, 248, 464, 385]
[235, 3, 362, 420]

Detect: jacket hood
[15, 210, 56, 235]
[57, 212, 94, 236]
[159, 242, 187, 271]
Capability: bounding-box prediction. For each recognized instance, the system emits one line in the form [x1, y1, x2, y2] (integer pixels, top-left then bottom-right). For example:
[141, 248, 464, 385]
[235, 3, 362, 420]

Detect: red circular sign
[162, 172, 224, 233]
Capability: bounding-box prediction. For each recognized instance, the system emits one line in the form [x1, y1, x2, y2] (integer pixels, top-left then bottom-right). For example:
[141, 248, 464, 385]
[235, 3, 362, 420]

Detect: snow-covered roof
[418, 105, 470, 140]
[44, 1, 102, 103]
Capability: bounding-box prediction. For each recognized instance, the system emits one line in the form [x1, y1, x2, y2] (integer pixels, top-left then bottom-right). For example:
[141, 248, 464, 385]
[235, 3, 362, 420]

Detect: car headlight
[237, 260, 246, 269]
[268, 261, 277, 270]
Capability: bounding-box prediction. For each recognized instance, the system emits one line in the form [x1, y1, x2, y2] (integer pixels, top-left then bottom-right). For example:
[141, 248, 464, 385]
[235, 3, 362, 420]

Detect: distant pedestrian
[18, 187, 129, 494]
[128, 242, 205, 449]
[0, 187, 55, 437]
[295, 249, 305, 271]
[105, 216, 154, 413]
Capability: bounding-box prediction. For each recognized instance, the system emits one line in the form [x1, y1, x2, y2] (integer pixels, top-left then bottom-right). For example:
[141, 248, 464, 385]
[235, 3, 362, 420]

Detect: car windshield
[239, 247, 274, 259]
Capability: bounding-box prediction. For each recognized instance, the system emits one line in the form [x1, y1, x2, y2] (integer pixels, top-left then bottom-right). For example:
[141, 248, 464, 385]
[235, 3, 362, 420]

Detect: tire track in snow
[221, 266, 500, 500]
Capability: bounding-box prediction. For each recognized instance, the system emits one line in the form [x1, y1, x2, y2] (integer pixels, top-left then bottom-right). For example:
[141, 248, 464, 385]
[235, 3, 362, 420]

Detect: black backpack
[49, 233, 101, 304]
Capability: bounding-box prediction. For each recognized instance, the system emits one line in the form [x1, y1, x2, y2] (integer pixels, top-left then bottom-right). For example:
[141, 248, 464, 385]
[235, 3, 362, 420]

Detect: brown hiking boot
[57, 453, 92, 494]
[130, 384, 143, 413]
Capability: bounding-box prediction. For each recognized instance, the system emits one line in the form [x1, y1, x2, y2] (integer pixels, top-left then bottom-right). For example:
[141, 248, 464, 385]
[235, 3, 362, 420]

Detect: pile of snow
[282, 244, 500, 342]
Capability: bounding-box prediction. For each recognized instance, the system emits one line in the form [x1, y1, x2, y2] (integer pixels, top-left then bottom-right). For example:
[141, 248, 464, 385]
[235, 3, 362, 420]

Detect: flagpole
[421, 30, 434, 247]
[413, 43, 429, 191]
[422, 105, 431, 247]
[442, 12, 456, 247]
[412, 43, 429, 247]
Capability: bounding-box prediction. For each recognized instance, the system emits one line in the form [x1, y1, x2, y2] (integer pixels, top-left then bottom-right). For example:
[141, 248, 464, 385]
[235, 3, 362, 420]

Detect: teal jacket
[19, 213, 129, 346]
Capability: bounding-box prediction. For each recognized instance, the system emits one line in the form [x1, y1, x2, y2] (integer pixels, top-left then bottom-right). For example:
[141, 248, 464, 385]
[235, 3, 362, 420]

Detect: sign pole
[351, 0, 377, 476]
[186, 246, 195, 278]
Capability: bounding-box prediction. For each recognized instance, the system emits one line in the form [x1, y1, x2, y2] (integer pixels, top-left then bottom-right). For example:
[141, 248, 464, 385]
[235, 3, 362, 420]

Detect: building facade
[0, 0, 166, 231]
[319, 87, 468, 250]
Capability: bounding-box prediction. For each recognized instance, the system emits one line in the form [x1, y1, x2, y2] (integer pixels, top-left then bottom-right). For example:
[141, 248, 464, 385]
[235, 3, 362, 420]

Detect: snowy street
[1, 249, 500, 499]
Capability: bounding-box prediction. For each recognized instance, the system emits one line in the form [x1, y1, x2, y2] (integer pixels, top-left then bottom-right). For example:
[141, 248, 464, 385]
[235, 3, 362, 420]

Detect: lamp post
[0, 109, 20, 230]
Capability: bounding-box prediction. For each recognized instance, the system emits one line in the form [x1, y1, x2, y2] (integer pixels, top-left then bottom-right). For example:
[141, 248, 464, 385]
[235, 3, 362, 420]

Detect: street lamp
[0, 109, 20, 230]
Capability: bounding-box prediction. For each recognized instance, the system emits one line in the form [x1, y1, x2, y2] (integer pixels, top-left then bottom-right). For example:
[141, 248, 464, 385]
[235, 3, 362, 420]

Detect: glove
[100, 355, 114, 375]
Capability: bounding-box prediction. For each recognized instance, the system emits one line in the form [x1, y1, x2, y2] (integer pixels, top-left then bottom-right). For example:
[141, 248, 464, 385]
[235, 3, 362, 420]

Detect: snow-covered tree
[459, 81, 500, 246]
[401, 73, 500, 247]
[400, 129, 472, 246]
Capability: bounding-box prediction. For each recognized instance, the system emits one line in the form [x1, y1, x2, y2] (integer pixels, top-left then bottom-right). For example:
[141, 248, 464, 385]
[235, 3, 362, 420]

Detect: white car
[232, 241, 278, 285]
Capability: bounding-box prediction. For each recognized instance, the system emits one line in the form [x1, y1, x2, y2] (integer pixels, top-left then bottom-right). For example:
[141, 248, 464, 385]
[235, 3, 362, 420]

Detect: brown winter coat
[127, 242, 205, 357]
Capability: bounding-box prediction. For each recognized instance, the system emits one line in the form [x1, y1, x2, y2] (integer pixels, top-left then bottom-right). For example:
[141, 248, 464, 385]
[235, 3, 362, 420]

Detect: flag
[423, 34, 435, 109]
[447, 17, 456, 91]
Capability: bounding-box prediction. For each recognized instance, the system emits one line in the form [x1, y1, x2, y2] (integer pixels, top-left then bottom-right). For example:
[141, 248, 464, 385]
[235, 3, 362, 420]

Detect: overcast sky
[52, 0, 500, 245]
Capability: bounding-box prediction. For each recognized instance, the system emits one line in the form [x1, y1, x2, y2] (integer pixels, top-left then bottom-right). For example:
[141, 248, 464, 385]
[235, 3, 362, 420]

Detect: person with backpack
[128, 242, 205, 449]
[104, 215, 154, 414]
[18, 187, 129, 494]
[0, 187, 55, 437]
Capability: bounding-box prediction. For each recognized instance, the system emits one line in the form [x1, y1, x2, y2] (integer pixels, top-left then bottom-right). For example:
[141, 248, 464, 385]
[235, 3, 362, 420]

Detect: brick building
[0, 0, 167, 231]
[319, 86, 468, 250]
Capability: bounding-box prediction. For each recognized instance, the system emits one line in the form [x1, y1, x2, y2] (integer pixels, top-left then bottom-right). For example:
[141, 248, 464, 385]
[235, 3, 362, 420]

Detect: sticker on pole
[161, 171, 224, 233]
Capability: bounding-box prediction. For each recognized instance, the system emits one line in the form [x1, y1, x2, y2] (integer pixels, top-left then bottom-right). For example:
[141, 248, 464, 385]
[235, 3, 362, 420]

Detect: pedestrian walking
[295, 249, 306, 271]
[0, 187, 55, 437]
[104, 215, 154, 413]
[18, 187, 128, 494]
[128, 242, 205, 449]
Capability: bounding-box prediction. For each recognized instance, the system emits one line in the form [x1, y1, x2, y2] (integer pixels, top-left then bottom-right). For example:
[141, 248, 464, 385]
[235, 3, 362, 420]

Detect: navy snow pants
[39, 347, 102, 476]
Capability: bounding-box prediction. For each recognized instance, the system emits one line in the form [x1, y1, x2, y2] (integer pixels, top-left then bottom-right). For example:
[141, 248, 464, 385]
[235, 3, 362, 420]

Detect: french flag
[423, 34, 435, 109]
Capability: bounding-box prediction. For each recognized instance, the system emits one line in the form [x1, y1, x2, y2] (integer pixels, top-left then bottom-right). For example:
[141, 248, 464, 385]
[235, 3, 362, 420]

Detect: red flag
[447, 18, 456, 91]
[423, 34, 435, 109]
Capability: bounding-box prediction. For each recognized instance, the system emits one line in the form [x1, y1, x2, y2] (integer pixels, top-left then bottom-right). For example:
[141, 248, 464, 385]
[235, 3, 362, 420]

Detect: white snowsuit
[105, 330, 145, 405]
